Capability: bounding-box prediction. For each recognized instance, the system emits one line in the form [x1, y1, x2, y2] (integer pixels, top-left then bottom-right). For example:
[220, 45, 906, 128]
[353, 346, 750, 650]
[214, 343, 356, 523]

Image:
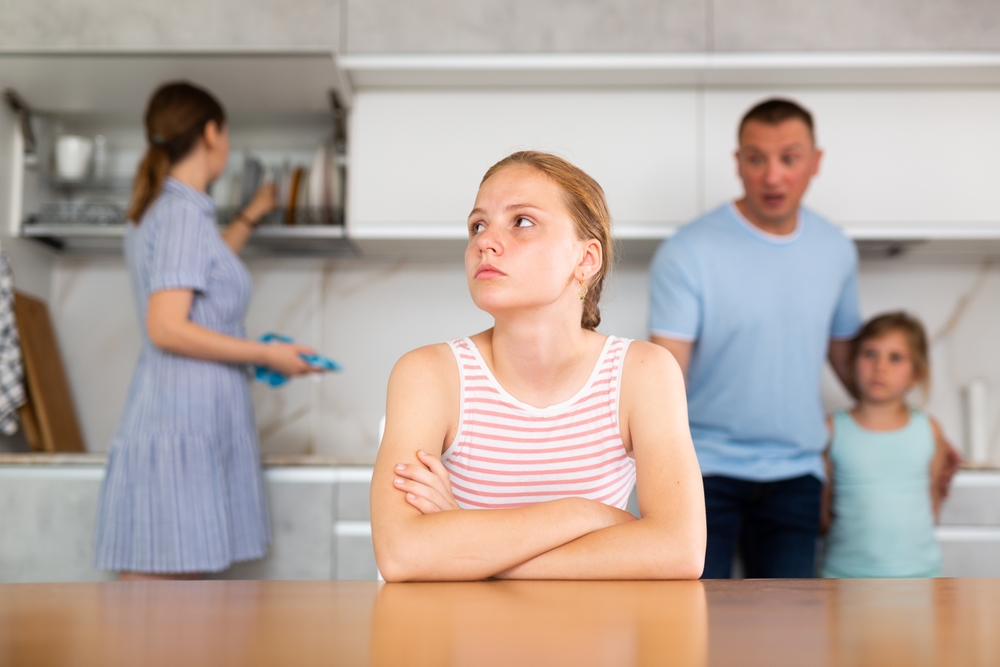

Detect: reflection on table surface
[1, 578, 998, 666]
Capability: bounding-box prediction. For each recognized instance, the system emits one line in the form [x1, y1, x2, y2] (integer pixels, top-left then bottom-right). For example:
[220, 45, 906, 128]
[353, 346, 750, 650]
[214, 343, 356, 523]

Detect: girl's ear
[577, 238, 603, 282]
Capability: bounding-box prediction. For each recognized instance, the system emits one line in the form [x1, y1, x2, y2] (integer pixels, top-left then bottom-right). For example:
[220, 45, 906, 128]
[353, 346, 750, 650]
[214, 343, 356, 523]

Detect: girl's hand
[261, 342, 316, 376]
[393, 451, 460, 514]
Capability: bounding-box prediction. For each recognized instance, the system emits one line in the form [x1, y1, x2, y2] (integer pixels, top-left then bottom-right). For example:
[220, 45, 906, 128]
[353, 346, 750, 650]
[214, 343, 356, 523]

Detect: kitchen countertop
[3, 578, 999, 666]
[0, 453, 374, 467]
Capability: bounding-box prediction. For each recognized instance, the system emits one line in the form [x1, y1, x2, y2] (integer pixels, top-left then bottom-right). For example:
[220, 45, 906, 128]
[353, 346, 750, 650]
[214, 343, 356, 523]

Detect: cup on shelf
[55, 135, 94, 182]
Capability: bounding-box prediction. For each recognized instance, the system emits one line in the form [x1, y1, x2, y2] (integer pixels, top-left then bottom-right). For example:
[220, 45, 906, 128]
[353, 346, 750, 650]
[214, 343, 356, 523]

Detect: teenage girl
[821, 312, 950, 578]
[370, 151, 706, 581]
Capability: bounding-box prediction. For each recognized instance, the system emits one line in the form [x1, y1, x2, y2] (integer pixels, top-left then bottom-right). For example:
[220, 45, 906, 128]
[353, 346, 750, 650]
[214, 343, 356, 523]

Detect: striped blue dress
[94, 177, 270, 573]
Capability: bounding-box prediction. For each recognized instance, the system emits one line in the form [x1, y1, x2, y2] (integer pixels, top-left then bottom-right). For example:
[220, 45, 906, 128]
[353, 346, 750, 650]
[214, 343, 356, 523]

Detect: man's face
[735, 119, 822, 229]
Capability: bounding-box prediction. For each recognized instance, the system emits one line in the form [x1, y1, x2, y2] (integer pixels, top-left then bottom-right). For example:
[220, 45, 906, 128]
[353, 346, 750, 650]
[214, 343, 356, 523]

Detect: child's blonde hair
[851, 311, 930, 396]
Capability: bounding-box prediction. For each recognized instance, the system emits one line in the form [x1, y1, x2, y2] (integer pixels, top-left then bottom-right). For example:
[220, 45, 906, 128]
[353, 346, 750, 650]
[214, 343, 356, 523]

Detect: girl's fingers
[403, 491, 441, 515]
[395, 461, 449, 495]
[418, 450, 452, 484]
[394, 476, 452, 512]
[416, 451, 459, 509]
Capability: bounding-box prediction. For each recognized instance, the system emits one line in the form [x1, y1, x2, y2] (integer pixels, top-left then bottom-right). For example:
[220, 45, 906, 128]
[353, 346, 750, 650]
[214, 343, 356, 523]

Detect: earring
[578, 279, 587, 302]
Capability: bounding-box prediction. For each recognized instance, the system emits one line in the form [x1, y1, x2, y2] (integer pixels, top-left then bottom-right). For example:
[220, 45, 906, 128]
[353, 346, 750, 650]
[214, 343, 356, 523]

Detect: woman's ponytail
[126, 82, 226, 224]
[126, 144, 170, 223]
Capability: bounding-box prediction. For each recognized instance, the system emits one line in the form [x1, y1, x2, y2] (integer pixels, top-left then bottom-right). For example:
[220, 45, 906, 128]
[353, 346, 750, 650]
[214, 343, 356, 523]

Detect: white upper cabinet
[704, 89, 1000, 238]
[348, 90, 700, 239]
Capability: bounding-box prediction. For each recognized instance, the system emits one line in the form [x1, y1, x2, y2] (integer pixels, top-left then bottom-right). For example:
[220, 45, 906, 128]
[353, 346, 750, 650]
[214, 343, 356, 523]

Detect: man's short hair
[738, 98, 815, 144]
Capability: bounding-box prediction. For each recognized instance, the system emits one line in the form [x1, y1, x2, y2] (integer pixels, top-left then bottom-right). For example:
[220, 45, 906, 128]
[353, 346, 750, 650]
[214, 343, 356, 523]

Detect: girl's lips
[475, 265, 506, 279]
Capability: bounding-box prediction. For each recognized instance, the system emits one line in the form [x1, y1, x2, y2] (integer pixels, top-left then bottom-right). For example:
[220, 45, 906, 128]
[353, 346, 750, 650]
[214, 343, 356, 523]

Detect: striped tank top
[442, 336, 637, 510]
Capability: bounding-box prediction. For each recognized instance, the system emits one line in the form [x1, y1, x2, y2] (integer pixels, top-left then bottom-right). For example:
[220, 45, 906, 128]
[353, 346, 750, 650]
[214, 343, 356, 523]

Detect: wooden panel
[13, 291, 85, 452]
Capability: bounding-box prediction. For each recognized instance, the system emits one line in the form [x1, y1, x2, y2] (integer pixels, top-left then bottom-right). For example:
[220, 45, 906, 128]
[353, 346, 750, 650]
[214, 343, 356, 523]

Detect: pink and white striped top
[442, 336, 636, 510]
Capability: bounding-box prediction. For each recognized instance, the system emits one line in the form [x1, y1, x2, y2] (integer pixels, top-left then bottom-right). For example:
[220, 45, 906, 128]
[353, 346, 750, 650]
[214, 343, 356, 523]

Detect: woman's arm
[147, 289, 313, 375]
[493, 342, 706, 580]
[221, 184, 276, 254]
[370, 344, 634, 582]
[928, 417, 953, 522]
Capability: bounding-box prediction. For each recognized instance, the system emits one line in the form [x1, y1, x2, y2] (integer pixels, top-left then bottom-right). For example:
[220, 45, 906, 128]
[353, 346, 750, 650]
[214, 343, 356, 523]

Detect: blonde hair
[480, 151, 612, 331]
[851, 311, 931, 396]
[127, 82, 226, 223]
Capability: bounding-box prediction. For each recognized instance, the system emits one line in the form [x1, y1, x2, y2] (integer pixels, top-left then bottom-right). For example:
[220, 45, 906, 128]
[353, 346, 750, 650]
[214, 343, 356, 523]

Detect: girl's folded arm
[494, 342, 706, 581]
[370, 345, 629, 582]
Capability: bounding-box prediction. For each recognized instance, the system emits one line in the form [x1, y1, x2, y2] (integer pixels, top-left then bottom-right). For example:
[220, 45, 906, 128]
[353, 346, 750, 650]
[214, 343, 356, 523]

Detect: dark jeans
[702, 474, 822, 579]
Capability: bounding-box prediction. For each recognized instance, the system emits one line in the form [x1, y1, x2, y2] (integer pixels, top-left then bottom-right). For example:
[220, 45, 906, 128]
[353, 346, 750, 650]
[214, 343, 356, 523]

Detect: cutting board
[13, 291, 85, 452]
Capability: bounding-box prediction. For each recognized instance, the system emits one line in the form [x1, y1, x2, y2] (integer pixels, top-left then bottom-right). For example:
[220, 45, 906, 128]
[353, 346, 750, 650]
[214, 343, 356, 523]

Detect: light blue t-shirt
[649, 203, 861, 482]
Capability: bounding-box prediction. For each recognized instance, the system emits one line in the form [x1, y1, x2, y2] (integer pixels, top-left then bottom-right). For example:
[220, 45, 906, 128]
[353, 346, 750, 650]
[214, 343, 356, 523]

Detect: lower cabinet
[216, 466, 377, 582]
[937, 471, 1000, 578]
[2, 465, 996, 582]
[0, 464, 377, 583]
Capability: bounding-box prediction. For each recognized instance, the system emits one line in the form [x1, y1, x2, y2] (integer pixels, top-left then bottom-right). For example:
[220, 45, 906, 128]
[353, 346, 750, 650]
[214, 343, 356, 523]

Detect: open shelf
[21, 222, 358, 257]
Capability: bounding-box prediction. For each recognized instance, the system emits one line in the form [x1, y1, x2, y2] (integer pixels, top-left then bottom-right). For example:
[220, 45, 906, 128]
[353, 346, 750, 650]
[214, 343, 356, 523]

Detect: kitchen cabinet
[348, 89, 700, 243]
[342, 52, 1000, 259]
[0, 53, 354, 256]
[0, 460, 377, 583]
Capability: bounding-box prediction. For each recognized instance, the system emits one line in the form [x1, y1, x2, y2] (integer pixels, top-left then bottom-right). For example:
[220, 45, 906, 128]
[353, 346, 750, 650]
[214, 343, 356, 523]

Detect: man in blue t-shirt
[649, 98, 861, 578]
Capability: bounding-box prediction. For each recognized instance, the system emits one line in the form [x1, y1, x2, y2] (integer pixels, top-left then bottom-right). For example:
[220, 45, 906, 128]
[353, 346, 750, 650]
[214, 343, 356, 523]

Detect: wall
[3, 1, 1000, 463]
[48, 250, 1000, 464]
[3, 0, 999, 53]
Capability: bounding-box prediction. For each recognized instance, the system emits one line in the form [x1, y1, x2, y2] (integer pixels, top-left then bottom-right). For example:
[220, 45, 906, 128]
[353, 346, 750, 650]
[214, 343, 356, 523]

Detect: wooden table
[2, 579, 998, 666]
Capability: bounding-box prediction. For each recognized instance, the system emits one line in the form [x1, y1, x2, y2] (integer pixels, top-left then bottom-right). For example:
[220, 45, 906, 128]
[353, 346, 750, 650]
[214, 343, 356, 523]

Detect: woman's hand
[260, 341, 316, 376]
[243, 182, 278, 225]
[393, 450, 461, 514]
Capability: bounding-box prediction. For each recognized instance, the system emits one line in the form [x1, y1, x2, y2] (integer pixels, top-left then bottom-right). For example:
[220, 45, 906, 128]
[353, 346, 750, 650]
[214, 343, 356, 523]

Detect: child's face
[854, 330, 919, 403]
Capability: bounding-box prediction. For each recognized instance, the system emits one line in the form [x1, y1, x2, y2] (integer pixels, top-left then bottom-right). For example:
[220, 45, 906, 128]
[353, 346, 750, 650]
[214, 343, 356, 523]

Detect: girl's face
[854, 330, 920, 404]
[465, 165, 600, 320]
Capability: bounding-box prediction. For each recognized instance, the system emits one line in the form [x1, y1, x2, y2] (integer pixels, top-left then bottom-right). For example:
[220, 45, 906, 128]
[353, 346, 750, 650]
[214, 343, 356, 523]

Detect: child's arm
[928, 417, 953, 522]
[820, 416, 834, 536]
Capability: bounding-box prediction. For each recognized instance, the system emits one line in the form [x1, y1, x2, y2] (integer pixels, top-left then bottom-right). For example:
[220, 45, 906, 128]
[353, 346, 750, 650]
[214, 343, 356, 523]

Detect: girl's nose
[476, 224, 502, 254]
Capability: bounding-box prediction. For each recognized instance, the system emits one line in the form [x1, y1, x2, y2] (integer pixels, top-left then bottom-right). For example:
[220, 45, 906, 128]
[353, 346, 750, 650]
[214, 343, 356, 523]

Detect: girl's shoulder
[621, 340, 684, 396]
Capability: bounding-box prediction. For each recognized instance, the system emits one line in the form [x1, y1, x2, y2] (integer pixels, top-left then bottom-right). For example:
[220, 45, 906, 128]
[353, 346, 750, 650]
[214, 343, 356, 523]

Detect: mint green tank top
[822, 409, 941, 578]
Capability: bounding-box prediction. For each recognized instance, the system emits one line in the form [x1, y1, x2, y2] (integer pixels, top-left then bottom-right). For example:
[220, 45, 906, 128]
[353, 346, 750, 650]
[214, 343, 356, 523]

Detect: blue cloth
[94, 177, 270, 573]
[649, 203, 861, 482]
[822, 409, 941, 578]
[702, 474, 822, 579]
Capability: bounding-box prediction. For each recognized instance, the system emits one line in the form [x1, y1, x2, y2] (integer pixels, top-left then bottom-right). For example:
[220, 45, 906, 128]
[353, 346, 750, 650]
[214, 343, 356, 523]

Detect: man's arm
[929, 417, 961, 514]
[827, 338, 855, 398]
[370, 345, 632, 582]
[651, 335, 692, 382]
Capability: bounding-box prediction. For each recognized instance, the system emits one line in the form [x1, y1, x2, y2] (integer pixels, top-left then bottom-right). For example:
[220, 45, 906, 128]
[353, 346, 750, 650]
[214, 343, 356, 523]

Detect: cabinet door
[703, 89, 1000, 236]
[349, 90, 700, 239]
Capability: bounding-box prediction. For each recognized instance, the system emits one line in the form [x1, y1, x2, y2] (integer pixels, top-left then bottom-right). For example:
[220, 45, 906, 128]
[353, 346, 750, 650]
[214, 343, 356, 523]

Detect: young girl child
[822, 312, 950, 578]
[370, 151, 706, 582]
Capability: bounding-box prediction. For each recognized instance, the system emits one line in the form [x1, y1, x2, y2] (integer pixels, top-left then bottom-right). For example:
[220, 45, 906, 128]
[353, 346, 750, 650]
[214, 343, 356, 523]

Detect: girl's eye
[514, 216, 534, 228]
[889, 353, 905, 363]
[470, 222, 486, 235]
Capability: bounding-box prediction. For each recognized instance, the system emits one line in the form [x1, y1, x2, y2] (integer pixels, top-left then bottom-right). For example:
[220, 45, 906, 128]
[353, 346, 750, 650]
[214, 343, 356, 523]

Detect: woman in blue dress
[94, 82, 316, 579]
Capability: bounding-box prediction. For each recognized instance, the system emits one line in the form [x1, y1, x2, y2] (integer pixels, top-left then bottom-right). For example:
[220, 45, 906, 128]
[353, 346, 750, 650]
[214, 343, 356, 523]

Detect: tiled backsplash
[48, 252, 1000, 465]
